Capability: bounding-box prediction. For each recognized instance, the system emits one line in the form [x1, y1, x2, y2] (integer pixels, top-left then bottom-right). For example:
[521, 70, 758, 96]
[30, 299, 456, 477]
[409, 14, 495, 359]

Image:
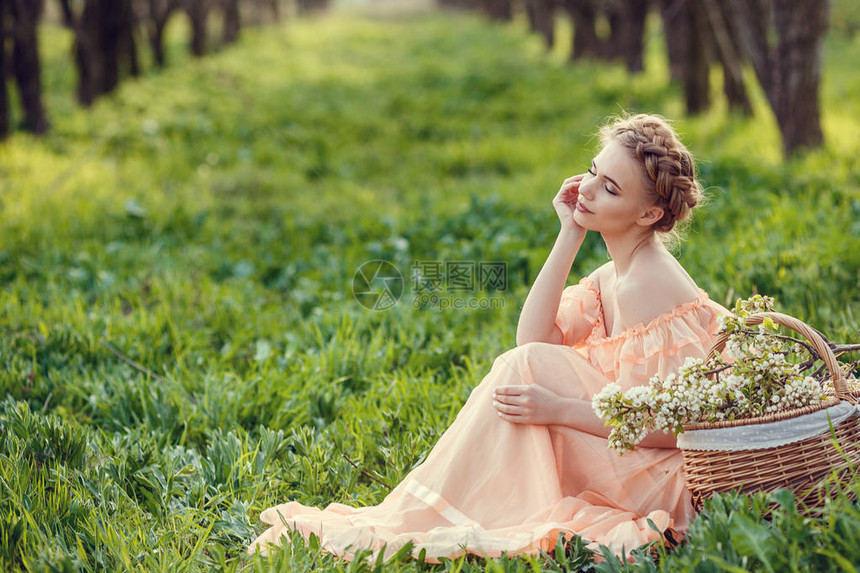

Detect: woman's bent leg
[248, 342, 690, 562]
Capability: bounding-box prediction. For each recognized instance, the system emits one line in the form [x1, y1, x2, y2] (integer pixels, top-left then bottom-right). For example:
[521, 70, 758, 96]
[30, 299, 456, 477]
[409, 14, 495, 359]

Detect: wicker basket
[680, 312, 860, 511]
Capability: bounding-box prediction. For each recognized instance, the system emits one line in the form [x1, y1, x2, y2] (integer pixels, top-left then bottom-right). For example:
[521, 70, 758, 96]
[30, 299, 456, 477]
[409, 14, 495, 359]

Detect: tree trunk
[62, 0, 124, 106]
[119, 0, 139, 77]
[223, 0, 241, 45]
[659, 0, 687, 81]
[683, 0, 710, 114]
[297, 0, 331, 14]
[602, 3, 621, 60]
[437, 0, 475, 7]
[728, 0, 829, 154]
[0, 2, 9, 140]
[72, 8, 98, 106]
[191, 16, 206, 57]
[702, 0, 751, 114]
[150, 23, 166, 67]
[615, 0, 647, 73]
[565, 0, 600, 60]
[479, 0, 512, 20]
[527, 0, 555, 50]
[771, 0, 828, 153]
[526, 0, 538, 31]
[97, 0, 122, 96]
[661, 0, 711, 114]
[10, 0, 49, 133]
[146, 0, 177, 68]
[565, 0, 646, 69]
[186, 0, 211, 57]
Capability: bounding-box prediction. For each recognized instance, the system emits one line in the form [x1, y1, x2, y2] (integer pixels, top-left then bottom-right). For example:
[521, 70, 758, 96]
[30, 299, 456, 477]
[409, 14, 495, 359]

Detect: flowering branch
[591, 295, 852, 453]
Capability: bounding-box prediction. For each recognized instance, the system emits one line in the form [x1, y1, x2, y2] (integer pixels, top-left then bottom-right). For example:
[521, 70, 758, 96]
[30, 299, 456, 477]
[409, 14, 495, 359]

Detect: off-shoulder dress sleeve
[553, 276, 601, 348]
[585, 295, 731, 390]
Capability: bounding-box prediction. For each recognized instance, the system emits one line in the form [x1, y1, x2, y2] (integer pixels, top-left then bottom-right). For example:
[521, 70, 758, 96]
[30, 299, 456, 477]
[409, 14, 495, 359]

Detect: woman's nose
[578, 178, 595, 199]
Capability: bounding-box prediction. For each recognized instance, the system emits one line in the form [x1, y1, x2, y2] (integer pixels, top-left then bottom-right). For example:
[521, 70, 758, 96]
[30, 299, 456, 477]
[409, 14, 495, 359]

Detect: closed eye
[589, 164, 617, 195]
[591, 160, 624, 195]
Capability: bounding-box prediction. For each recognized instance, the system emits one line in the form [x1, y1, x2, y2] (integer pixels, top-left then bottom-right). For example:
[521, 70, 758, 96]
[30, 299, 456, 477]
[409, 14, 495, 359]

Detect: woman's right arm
[558, 396, 678, 447]
[515, 175, 588, 347]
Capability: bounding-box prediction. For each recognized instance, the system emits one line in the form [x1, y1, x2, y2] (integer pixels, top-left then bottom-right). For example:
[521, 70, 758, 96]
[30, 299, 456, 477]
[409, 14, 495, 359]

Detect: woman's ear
[637, 205, 664, 227]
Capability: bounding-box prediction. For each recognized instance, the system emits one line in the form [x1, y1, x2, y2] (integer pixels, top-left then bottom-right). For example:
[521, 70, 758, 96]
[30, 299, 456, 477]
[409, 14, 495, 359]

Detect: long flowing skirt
[247, 342, 693, 563]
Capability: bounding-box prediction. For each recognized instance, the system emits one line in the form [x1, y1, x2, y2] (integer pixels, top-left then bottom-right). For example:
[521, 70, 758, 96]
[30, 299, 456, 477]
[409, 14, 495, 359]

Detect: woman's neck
[601, 231, 661, 277]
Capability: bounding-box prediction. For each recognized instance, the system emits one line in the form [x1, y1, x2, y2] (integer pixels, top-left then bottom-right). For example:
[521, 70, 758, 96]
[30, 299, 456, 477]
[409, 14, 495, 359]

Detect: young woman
[247, 114, 730, 563]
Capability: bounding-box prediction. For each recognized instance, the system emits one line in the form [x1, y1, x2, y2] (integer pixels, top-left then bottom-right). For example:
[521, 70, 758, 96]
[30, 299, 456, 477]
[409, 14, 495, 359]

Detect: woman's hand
[552, 174, 587, 241]
[492, 384, 565, 425]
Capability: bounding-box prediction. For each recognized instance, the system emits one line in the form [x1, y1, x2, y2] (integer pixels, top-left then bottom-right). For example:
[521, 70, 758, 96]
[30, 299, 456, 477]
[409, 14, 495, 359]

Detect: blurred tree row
[0, 0, 837, 157]
[440, 0, 833, 157]
[0, 0, 331, 140]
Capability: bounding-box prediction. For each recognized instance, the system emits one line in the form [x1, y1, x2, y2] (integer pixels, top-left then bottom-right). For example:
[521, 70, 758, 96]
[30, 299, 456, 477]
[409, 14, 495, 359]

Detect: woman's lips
[576, 200, 593, 214]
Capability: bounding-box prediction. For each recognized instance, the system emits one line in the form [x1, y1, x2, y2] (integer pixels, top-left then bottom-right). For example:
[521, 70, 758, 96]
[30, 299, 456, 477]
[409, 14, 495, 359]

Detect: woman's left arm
[492, 385, 677, 448]
[492, 385, 608, 436]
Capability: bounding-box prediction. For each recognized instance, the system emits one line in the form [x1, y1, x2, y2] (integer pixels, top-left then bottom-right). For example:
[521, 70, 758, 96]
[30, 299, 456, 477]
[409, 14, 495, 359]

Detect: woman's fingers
[493, 385, 562, 426]
[492, 386, 525, 406]
[494, 385, 525, 395]
[493, 399, 524, 416]
[493, 396, 520, 409]
[558, 181, 577, 195]
[493, 399, 516, 412]
[493, 386, 526, 412]
[493, 386, 533, 412]
[555, 175, 584, 205]
[560, 174, 585, 189]
[497, 410, 524, 423]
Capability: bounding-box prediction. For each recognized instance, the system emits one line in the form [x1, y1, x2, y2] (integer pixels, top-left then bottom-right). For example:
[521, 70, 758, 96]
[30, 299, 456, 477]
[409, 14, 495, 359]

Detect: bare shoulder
[617, 252, 700, 327]
[587, 261, 614, 292]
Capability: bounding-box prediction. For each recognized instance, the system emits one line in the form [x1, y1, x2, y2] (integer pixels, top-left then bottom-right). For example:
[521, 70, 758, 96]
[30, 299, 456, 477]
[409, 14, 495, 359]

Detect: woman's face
[572, 140, 659, 235]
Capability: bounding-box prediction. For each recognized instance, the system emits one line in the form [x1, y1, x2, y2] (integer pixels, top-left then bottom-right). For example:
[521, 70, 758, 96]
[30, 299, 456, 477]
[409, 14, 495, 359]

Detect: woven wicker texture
[683, 417, 860, 509]
[681, 312, 860, 510]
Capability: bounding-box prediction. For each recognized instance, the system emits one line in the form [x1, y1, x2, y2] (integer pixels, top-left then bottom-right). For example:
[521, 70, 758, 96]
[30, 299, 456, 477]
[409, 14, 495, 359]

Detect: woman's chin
[573, 210, 595, 229]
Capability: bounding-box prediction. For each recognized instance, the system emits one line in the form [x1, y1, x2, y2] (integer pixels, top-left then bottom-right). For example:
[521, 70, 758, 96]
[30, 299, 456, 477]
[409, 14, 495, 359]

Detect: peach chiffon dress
[248, 276, 730, 563]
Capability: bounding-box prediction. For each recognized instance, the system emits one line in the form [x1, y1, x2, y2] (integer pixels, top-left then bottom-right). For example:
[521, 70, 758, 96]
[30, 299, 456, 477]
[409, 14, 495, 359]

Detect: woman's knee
[493, 342, 591, 397]
[506, 341, 564, 365]
[490, 342, 551, 382]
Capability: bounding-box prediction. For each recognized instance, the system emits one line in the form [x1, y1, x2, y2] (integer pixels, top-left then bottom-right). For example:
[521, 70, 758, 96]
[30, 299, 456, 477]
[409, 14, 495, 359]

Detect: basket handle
[707, 311, 852, 403]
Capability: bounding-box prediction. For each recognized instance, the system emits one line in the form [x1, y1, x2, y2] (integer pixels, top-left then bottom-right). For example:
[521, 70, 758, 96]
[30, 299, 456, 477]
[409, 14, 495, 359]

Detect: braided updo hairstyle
[599, 113, 703, 237]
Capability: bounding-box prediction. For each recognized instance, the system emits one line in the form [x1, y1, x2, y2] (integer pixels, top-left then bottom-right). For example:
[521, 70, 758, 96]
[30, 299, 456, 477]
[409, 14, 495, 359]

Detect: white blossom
[591, 294, 830, 452]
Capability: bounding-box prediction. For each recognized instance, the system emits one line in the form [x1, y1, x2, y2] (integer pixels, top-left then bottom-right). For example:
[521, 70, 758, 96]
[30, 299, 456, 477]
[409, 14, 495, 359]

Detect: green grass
[1, 2, 859, 571]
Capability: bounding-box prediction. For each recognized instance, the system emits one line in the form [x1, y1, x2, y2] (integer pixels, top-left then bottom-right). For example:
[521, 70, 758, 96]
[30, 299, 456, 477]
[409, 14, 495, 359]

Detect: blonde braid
[600, 114, 703, 234]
